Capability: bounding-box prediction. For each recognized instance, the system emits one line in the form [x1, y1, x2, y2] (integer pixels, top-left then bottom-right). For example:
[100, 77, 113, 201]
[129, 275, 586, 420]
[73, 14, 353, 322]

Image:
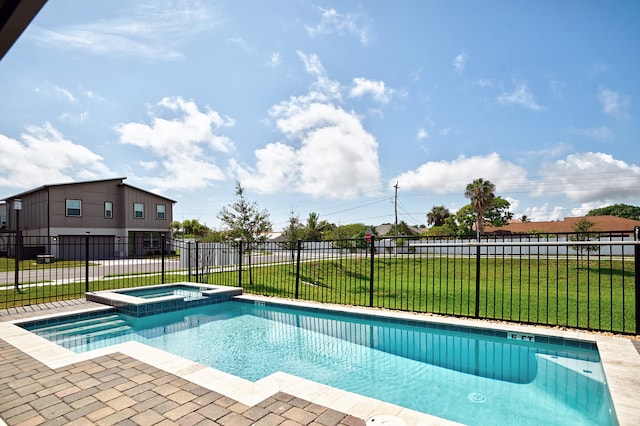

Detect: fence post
[85, 234, 90, 293]
[238, 240, 243, 288]
[635, 226, 640, 334]
[295, 240, 302, 299]
[161, 234, 166, 284]
[187, 242, 192, 282]
[475, 242, 481, 318]
[14, 230, 21, 292]
[195, 241, 199, 283]
[369, 235, 375, 307]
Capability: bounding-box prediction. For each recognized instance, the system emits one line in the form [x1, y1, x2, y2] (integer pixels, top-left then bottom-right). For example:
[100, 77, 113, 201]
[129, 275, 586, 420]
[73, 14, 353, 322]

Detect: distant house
[374, 223, 425, 237]
[1, 177, 175, 259]
[484, 215, 640, 236]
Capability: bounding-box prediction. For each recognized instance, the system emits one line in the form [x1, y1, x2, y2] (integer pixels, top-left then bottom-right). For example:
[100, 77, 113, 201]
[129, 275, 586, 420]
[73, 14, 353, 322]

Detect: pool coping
[1, 295, 638, 426]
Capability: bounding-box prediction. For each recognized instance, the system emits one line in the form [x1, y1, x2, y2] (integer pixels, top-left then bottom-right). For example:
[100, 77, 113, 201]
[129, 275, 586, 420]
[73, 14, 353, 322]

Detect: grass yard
[0, 255, 635, 334]
[221, 256, 636, 334]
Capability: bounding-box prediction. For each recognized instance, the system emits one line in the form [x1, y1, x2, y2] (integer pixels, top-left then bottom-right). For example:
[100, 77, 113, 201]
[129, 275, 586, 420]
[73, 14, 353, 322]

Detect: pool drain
[366, 415, 406, 425]
[468, 392, 487, 403]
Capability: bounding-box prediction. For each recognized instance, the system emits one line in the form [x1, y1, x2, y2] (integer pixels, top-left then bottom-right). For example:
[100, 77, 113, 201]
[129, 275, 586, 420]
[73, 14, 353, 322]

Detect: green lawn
[0, 258, 88, 272]
[213, 256, 636, 334]
[0, 256, 635, 334]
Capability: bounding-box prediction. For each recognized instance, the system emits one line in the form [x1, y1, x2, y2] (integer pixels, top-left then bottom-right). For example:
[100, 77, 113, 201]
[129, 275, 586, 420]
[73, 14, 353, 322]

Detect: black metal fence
[1, 230, 638, 334]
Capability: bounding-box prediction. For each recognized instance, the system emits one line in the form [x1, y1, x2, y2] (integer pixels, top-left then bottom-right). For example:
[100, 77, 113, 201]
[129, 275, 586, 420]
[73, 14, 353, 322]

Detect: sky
[0, 0, 638, 232]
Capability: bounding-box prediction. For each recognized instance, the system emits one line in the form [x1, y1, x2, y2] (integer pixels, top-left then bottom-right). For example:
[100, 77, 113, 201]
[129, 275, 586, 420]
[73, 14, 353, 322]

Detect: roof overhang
[0, 0, 47, 61]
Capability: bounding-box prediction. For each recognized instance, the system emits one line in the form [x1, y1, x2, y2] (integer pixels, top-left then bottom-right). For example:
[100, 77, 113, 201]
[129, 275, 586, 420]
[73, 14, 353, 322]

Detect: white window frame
[134, 202, 144, 219]
[104, 201, 113, 219]
[66, 199, 82, 217]
[156, 204, 166, 220]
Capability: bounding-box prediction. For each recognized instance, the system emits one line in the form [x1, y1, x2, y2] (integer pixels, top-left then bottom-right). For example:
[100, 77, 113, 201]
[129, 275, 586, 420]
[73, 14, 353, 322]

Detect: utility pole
[394, 181, 399, 254]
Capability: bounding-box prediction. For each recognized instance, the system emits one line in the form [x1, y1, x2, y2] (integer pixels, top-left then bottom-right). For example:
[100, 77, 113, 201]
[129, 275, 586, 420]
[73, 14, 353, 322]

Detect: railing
[0, 231, 638, 334]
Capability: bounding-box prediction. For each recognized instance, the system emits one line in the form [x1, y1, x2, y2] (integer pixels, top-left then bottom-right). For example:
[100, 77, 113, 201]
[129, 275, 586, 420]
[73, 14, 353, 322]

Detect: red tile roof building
[484, 215, 640, 235]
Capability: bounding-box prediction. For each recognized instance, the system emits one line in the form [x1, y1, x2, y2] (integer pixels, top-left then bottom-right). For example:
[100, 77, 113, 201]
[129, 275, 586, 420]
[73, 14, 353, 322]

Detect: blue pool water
[118, 284, 207, 300]
[22, 301, 616, 426]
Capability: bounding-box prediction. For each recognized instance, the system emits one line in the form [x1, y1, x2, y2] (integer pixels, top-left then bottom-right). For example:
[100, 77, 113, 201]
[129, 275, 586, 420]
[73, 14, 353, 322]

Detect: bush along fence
[0, 229, 638, 334]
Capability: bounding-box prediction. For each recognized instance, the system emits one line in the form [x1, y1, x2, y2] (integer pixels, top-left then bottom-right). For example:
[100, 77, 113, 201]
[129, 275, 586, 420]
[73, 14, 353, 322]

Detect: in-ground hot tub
[86, 283, 242, 317]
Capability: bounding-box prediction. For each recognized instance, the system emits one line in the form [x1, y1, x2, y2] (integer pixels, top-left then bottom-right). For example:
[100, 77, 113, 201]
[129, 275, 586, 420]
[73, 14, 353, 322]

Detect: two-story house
[1, 177, 175, 259]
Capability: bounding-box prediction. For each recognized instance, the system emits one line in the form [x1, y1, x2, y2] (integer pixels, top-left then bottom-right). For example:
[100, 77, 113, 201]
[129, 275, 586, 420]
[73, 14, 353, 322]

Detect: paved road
[0, 250, 365, 288]
[0, 258, 183, 287]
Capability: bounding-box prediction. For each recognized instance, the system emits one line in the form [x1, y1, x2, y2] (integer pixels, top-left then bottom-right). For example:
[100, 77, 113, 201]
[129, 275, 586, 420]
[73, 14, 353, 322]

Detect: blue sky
[1, 0, 638, 231]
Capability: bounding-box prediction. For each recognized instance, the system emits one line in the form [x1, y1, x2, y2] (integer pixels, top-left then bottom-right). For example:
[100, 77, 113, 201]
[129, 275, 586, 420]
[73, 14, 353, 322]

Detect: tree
[280, 210, 306, 262]
[305, 212, 332, 241]
[520, 215, 530, 223]
[483, 197, 514, 227]
[586, 204, 640, 220]
[455, 205, 477, 236]
[570, 218, 599, 269]
[427, 205, 451, 227]
[170, 221, 183, 237]
[324, 223, 368, 251]
[199, 230, 228, 243]
[170, 219, 211, 239]
[464, 178, 496, 237]
[217, 180, 272, 285]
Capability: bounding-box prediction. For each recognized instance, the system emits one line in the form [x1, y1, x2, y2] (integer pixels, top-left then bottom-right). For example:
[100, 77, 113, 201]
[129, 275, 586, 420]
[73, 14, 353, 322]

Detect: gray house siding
[58, 235, 116, 260]
[1, 178, 175, 259]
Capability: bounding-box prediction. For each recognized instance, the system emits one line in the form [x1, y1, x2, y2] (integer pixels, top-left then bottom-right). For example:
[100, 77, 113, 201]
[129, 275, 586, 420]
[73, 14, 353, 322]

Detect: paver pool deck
[1, 298, 639, 426]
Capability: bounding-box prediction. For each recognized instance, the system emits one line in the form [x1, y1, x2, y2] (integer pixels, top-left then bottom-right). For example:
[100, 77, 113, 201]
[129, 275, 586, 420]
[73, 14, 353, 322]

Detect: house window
[134, 202, 144, 219]
[66, 199, 82, 217]
[143, 232, 160, 249]
[0, 215, 6, 228]
[156, 204, 166, 220]
[105, 202, 113, 219]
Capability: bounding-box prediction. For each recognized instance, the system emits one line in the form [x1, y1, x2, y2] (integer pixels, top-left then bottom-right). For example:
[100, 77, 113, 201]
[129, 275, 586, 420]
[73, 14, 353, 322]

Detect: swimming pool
[20, 299, 616, 426]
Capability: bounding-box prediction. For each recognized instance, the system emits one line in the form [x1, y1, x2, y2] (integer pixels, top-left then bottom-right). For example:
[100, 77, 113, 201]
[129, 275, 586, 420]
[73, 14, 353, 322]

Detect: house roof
[484, 215, 640, 234]
[374, 223, 425, 236]
[1, 177, 176, 203]
[0, 0, 47, 61]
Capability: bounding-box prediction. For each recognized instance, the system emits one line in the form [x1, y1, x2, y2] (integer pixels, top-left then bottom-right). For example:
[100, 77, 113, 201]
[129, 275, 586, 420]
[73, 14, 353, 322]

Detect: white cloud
[305, 7, 372, 45]
[0, 123, 112, 189]
[117, 96, 234, 190]
[283, 51, 343, 103]
[497, 81, 542, 111]
[298, 51, 326, 79]
[139, 161, 158, 171]
[598, 86, 631, 119]
[270, 52, 280, 67]
[228, 37, 251, 51]
[232, 102, 380, 199]
[522, 204, 565, 222]
[32, 1, 220, 60]
[453, 53, 467, 75]
[416, 128, 429, 141]
[52, 84, 76, 102]
[539, 152, 640, 203]
[473, 78, 492, 88]
[349, 77, 392, 103]
[571, 126, 613, 142]
[392, 153, 529, 194]
[232, 54, 381, 199]
[59, 111, 89, 123]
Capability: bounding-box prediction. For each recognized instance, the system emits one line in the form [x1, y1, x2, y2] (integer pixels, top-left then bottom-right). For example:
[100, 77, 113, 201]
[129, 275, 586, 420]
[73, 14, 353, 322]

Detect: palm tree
[464, 178, 496, 237]
[306, 212, 330, 241]
[427, 205, 450, 227]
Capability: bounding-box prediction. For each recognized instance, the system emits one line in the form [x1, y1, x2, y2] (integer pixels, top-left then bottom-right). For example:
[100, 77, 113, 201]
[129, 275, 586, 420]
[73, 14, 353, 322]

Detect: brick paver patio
[0, 301, 366, 426]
